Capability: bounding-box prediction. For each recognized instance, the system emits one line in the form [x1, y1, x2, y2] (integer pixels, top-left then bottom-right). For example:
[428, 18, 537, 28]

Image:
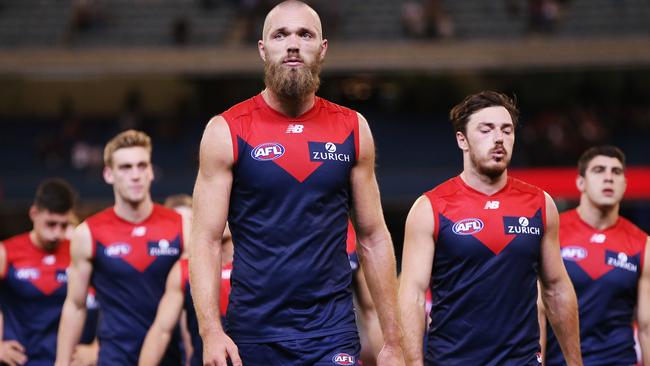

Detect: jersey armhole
[221, 114, 239, 165]
[88, 226, 97, 260]
[180, 259, 189, 294]
[424, 193, 440, 243]
[0, 243, 8, 279]
[541, 190, 548, 231]
[354, 115, 360, 162]
[641, 236, 649, 275]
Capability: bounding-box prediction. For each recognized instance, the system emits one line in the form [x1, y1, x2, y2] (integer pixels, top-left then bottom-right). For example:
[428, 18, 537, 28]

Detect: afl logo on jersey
[15, 268, 40, 280]
[332, 353, 355, 365]
[452, 218, 484, 235]
[251, 143, 285, 161]
[561, 246, 588, 261]
[105, 243, 131, 258]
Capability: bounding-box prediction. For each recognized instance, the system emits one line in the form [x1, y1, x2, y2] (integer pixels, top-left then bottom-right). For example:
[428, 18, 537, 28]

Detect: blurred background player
[399, 91, 582, 365]
[190, 1, 404, 365]
[0, 178, 76, 366]
[56, 130, 185, 366]
[543, 145, 650, 365]
[139, 193, 233, 366]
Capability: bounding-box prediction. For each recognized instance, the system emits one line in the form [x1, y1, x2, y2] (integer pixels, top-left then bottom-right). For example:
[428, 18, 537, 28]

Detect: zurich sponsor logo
[452, 218, 484, 235]
[251, 142, 285, 161]
[505, 215, 541, 235]
[149, 239, 180, 257]
[606, 251, 638, 272]
[332, 353, 355, 365]
[105, 243, 131, 258]
[561, 246, 588, 261]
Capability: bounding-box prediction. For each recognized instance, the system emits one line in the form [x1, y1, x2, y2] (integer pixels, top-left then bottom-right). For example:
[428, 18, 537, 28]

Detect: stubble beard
[264, 56, 322, 100]
[469, 147, 510, 179]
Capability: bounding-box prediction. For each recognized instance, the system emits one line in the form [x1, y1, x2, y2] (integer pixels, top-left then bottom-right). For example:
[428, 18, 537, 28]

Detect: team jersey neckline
[453, 175, 512, 198]
[253, 93, 322, 122]
[108, 204, 157, 226]
[566, 208, 622, 234]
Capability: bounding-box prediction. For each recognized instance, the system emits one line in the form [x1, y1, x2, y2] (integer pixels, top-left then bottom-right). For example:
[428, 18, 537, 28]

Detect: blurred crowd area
[0, 0, 647, 47]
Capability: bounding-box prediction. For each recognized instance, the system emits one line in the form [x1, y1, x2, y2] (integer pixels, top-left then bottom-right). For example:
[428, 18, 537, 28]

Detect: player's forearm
[357, 230, 402, 346]
[543, 280, 582, 366]
[189, 236, 223, 337]
[638, 323, 650, 365]
[55, 300, 87, 365]
[138, 327, 172, 366]
[359, 307, 383, 359]
[398, 287, 426, 365]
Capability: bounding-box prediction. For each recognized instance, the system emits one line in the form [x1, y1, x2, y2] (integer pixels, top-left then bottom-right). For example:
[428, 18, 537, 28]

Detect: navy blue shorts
[235, 331, 361, 366]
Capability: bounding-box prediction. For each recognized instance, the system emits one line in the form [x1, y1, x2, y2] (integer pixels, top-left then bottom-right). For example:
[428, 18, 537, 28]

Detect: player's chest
[560, 232, 641, 284]
[236, 120, 356, 185]
[438, 199, 544, 256]
[6, 254, 69, 298]
[93, 226, 181, 274]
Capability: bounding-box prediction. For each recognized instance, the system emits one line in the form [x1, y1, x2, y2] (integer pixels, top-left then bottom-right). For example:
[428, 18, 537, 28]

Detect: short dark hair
[34, 178, 76, 213]
[578, 145, 626, 177]
[450, 90, 519, 134]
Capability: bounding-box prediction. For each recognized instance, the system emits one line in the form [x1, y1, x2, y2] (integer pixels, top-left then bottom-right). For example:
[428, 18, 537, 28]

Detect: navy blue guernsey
[86, 205, 183, 366]
[221, 94, 360, 343]
[423, 177, 546, 365]
[546, 209, 647, 365]
[0, 233, 69, 366]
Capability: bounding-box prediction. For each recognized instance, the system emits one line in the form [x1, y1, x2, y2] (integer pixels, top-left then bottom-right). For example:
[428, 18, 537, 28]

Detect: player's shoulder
[0, 232, 30, 251]
[317, 97, 357, 118]
[509, 176, 544, 197]
[85, 206, 116, 226]
[152, 204, 183, 223]
[423, 177, 460, 200]
[220, 95, 261, 122]
[618, 216, 648, 241]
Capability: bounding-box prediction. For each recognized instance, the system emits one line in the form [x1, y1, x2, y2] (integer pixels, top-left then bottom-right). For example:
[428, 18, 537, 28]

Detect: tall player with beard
[543, 146, 649, 365]
[189, 1, 404, 365]
[398, 91, 583, 365]
[56, 130, 185, 366]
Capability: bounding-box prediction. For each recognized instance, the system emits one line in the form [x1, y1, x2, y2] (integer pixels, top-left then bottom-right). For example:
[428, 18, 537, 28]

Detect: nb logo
[286, 124, 304, 133]
[484, 201, 500, 209]
[590, 233, 606, 243]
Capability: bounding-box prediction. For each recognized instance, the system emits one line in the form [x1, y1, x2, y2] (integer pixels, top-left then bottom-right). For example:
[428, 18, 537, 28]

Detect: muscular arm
[398, 196, 435, 366]
[538, 193, 582, 366]
[350, 113, 404, 365]
[189, 117, 241, 366]
[56, 223, 93, 366]
[637, 237, 650, 365]
[139, 261, 184, 366]
[353, 265, 383, 364]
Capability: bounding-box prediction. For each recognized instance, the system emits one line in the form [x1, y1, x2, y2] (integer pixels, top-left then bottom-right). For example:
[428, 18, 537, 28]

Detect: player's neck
[460, 169, 508, 196]
[28, 231, 50, 252]
[113, 196, 154, 223]
[576, 199, 619, 231]
[261, 88, 315, 118]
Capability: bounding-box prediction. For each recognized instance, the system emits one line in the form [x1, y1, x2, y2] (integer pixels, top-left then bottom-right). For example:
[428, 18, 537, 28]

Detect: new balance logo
[484, 201, 500, 209]
[286, 124, 304, 133]
[590, 233, 606, 243]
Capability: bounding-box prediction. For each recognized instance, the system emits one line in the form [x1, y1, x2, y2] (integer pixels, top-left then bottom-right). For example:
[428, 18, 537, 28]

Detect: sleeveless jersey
[0, 233, 69, 366]
[423, 176, 546, 365]
[86, 204, 183, 366]
[179, 257, 233, 366]
[221, 94, 359, 342]
[546, 209, 647, 366]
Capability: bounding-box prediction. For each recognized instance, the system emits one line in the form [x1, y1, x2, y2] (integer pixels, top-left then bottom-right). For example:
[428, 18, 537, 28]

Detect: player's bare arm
[55, 223, 93, 366]
[398, 195, 435, 366]
[139, 261, 184, 366]
[0, 244, 28, 366]
[637, 237, 650, 364]
[189, 116, 241, 366]
[353, 265, 383, 363]
[350, 113, 405, 366]
[538, 193, 583, 366]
